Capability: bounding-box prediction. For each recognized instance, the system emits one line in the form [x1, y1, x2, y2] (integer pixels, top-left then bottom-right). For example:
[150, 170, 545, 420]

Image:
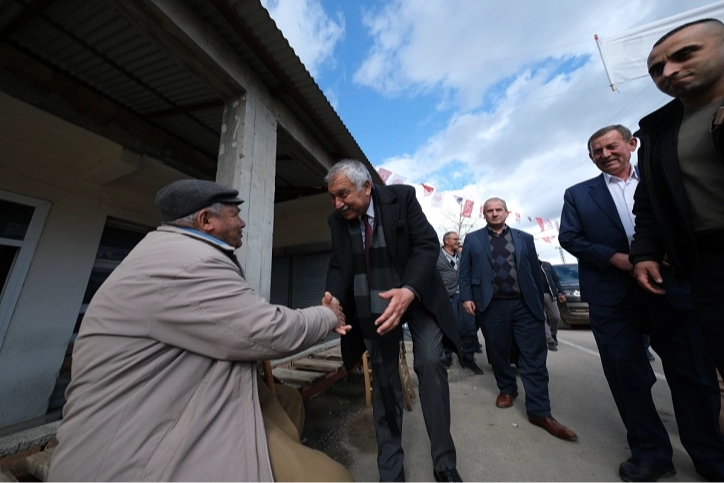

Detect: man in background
[539, 260, 566, 352]
[436, 231, 484, 374]
[459, 197, 577, 442]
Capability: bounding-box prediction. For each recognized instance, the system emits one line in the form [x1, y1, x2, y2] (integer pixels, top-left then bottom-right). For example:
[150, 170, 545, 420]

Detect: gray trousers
[364, 302, 456, 481]
[543, 293, 561, 344]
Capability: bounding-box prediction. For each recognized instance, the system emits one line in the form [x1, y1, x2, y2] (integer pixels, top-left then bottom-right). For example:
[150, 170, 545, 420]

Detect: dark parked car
[551, 263, 589, 329]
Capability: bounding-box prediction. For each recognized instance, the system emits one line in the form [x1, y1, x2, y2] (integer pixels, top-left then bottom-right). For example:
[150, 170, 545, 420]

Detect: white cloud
[261, 0, 345, 79]
[264, 0, 714, 260]
[353, 0, 708, 109]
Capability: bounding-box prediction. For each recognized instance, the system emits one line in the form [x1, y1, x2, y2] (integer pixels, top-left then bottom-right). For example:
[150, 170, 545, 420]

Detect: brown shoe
[495, 392, 517, 408]
[528, 415, 578, 441]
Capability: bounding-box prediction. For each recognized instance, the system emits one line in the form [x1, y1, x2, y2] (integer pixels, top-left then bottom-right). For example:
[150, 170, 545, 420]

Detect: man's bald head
[647, 17, 724, 110]
[652, 18, 724, 48]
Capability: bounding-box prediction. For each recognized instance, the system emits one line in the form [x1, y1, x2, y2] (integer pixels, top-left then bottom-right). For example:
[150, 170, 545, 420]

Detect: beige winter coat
[49, 226, 338, 481]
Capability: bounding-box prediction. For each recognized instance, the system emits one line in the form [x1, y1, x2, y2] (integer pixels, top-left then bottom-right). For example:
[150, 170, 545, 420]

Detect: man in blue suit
[559, 125, 724, 482]
[459, 197, 577, 442]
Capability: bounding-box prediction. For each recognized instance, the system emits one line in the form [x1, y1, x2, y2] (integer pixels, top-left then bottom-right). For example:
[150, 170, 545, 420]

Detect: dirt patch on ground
[300, 370, 377, 468]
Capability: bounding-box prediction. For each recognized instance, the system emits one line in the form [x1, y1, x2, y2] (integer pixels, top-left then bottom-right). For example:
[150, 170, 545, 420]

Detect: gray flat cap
[155, 179, 244, 222]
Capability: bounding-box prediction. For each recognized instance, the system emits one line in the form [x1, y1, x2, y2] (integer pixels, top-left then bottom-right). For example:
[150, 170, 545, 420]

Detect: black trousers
[364, 302, 456, 482]
[690, 240, 724, 378]
[589, 278, 724, 477]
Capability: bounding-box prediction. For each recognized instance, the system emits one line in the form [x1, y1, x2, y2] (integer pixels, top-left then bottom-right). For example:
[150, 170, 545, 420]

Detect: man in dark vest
[324, 159, 462, 482]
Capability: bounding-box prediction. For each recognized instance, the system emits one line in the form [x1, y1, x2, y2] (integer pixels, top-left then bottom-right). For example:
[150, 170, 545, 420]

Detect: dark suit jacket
[559, 174, 633, 306]
[630, 99, 712, 277]
[325, 184, 461, 370]
[541, 261, 563, 295]
[458, 226, 545, 320]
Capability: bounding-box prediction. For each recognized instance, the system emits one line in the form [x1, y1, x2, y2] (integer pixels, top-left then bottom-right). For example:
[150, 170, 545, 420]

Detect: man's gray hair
[324, 159, 372, 189]
[587, 125, 632, 154]
[483, 197, 508, 212]
[166, 202, 225, 227]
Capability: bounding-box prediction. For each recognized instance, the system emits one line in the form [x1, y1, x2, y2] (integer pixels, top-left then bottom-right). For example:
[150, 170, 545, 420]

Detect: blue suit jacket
[558, 174, 632, 306]
[459, 226, 545, 320]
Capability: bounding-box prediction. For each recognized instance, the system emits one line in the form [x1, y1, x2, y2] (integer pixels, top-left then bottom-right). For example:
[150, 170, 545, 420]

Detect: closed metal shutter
[270, 256, 290, 305]
[290, 253, 330, 309]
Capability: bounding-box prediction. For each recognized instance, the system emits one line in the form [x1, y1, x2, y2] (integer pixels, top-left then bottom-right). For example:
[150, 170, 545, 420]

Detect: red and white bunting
[421, 183, 435, 196]
[377, 168, 392, 183]
[388, 173, 407, 185]
[431, 192, 444, 209]
[462, 199, 474, 218]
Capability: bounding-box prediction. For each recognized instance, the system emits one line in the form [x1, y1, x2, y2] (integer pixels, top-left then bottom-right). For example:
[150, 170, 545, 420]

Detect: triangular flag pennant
[462, 199, 474, 218]
[535, 217, 545, 232]
[377, 168, 392, 183]
[431, 192, 444, 209]
[542, 236, 552, 243]
[388, 173, 407, 185]
[546, 219, 554, 230]
[421, 183, 435, 196]
[454, 196, 463, 205]
[479, 205, 484, 218]
[515, 213, 521, 224]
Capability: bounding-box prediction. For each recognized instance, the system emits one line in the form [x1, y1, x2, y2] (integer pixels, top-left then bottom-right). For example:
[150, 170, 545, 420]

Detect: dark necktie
[362, 214, 373, 279]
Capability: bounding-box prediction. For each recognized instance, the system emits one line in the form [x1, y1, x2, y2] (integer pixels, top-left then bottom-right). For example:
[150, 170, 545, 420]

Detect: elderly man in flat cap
[49, 179, 353, 482]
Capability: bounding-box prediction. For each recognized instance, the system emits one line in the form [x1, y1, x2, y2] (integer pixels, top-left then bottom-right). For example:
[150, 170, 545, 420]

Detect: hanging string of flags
[375, 166, 561, 243]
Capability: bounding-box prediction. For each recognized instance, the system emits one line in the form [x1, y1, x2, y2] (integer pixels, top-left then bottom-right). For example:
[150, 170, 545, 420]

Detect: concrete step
[24, 448, 53, 482]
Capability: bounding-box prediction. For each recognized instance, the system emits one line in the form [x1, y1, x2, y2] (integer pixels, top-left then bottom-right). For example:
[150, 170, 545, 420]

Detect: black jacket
[325, 184, 461, 370]
[630, 98, 724, 277]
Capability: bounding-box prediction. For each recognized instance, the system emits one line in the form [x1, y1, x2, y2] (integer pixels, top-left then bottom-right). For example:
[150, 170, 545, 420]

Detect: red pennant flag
[535, 217, 545, 232]
[542, 236, 552, 243]
[462, 199, 474, 218]
[377, 168, 392, 183]
[421, 183, 435, 196]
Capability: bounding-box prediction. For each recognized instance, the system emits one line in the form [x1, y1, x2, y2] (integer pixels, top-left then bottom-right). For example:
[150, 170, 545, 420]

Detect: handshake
[322, 291, 352, 335]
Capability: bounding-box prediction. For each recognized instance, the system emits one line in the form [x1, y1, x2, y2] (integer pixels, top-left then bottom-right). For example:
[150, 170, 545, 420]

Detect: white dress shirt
[603, 164, 639, 247]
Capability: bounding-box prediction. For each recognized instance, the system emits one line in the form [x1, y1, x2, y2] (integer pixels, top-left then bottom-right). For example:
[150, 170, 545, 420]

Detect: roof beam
[102, 0, 336, 171]
[0, 43, 216, 179]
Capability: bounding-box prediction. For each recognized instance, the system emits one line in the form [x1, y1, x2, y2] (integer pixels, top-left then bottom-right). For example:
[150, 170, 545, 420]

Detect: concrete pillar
[216, 94, 277, 299]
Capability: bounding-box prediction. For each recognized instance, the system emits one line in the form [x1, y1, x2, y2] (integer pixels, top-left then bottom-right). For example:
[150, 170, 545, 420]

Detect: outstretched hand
[374, 287, 415, 335]
[322, 291, 352, 335]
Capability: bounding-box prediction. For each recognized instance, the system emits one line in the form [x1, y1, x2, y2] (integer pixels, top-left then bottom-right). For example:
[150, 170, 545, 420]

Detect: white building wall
[0, 94, 183, 428]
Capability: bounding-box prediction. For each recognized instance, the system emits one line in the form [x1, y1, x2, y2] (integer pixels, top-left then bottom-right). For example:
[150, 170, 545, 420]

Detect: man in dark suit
[559, 124, 724, 482]
[630, 18, 724, 383]
[459, 197, 577, 442]
[324, 159, 462, 482]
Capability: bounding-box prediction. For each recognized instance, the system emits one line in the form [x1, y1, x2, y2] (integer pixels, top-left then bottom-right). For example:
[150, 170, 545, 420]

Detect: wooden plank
[272, 368, 326, 386]
[310, 347, 343, 360]
[292, 358, 343, 373]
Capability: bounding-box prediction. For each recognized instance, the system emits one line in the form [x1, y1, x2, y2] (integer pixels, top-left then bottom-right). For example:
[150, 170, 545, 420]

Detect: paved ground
[301, 327, 707, 482]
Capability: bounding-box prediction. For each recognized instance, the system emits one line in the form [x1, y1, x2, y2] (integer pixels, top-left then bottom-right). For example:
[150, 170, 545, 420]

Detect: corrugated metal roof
[0, 0, 377, 200]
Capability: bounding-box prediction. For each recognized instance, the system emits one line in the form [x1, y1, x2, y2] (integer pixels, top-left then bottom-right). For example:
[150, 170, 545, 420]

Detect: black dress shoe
[434, 468, 462, 482]
[547, 342, 558, 351]
[461, 358, 484, 375]
[619, 458, 675, 482]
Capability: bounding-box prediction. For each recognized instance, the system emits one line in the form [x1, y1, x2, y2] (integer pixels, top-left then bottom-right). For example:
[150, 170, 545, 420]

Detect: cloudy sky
[261, 0, 716, 263]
